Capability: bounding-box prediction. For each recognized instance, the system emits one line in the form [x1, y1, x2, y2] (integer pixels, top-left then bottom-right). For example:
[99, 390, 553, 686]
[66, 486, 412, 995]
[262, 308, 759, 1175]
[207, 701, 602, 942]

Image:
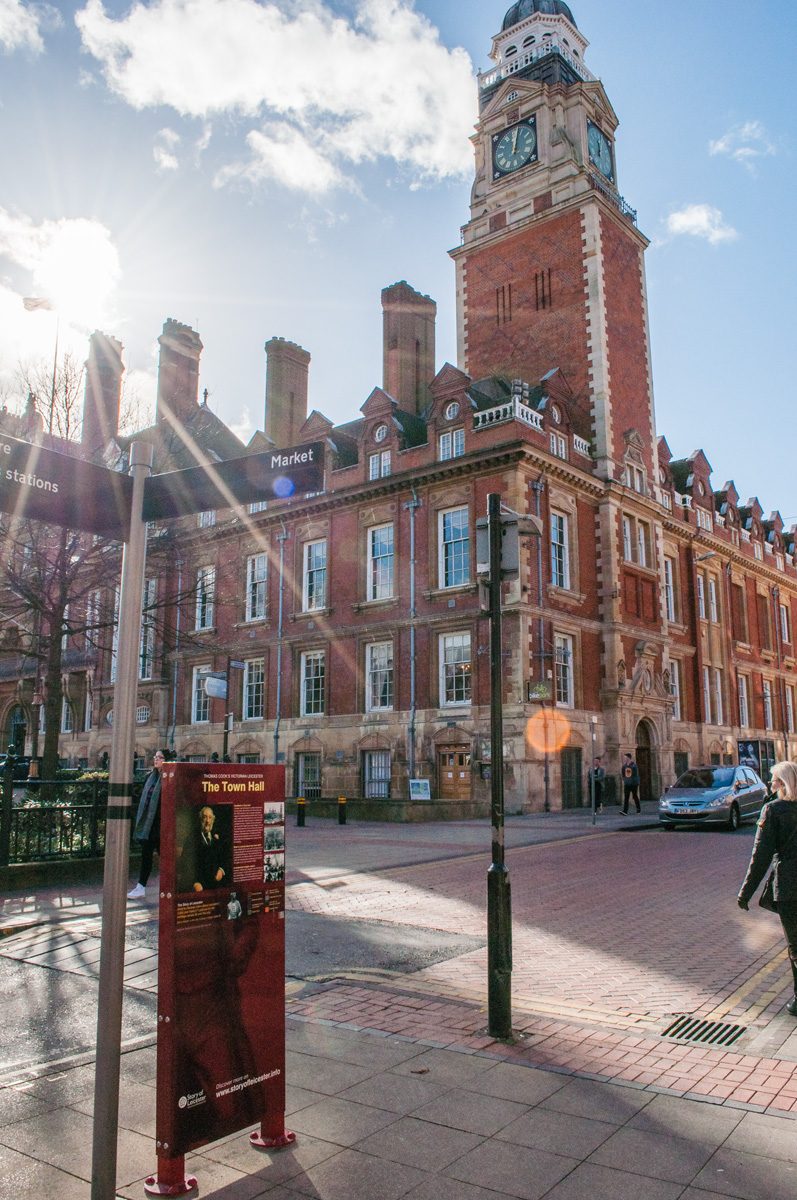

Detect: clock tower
[450, 0, 656, 484]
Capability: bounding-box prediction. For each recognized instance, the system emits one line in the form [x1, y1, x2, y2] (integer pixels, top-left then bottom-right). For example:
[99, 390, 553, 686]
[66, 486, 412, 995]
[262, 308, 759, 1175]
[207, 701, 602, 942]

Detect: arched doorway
[7, 705, 27, 756]
[635, 720, 655, 803]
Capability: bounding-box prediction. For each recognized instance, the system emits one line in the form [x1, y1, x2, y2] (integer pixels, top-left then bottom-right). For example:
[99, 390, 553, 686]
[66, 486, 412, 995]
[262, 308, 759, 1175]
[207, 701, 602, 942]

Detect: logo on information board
[178, 1091, 207, 1110]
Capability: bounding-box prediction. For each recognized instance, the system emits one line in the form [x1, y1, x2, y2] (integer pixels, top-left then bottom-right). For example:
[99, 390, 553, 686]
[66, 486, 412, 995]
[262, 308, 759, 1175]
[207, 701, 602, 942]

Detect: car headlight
[706, 794, 730, 808]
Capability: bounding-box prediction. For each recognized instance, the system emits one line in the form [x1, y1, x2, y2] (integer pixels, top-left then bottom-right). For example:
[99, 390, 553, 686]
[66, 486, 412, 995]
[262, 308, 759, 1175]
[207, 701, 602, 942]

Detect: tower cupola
[480, 0, 592, 102]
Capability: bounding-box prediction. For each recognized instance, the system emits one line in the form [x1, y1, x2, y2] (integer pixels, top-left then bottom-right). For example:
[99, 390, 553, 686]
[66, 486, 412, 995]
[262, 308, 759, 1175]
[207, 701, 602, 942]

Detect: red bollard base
[249, 1127, 296, 1150]
[144, 1155, 198, 1195]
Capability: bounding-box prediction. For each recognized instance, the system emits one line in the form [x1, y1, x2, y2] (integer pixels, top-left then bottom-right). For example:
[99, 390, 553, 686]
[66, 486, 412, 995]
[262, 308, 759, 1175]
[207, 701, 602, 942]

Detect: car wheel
[727, 803, 741, 832]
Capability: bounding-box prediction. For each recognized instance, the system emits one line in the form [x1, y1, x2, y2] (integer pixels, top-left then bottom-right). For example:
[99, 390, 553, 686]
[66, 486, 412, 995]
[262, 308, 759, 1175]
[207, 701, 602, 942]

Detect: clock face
[493, 119, 538, 178]
[587, 120, 614, 182]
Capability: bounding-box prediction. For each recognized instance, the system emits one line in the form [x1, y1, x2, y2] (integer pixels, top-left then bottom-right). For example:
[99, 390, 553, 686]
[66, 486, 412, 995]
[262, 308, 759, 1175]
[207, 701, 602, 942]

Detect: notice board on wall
[155, 763, 287, 1157]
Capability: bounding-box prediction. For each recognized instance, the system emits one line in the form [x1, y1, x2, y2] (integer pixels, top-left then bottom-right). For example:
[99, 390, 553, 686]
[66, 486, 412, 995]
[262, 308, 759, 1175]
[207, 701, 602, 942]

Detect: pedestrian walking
[588, 756, 605, 812]
[128, 748, 166, 899]
[620, 753, 641, 814]
[738, 760, 797, 1017]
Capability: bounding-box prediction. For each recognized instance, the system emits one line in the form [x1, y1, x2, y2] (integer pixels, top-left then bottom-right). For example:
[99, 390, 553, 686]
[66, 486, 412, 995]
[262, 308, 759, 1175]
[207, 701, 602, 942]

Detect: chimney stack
[82, 331, 124, 456]
[156, 319, 203, 426]
[381, 281, 436, 414]
[264, 338, 310, 449]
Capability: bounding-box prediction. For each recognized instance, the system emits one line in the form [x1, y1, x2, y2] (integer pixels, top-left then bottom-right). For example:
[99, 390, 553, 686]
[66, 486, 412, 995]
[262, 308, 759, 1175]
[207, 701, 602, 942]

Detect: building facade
[2, 0, 796, 810]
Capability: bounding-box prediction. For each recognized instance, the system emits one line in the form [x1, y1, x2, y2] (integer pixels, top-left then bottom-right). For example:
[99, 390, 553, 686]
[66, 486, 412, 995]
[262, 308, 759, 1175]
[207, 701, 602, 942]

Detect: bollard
[296, 797, 305, 827]
[338, 797, 347, 825]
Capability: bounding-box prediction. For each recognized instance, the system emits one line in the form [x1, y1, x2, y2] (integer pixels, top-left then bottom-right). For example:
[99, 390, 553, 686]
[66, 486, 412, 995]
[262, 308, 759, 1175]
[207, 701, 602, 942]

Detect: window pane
[441, 508, 469, 588]
[246, 554, 268, 621]
[196, 566, 215, 629]
[304, 541, 327, 611]
[551, 513, 569, 589]
[302, 651, 325, 715]
[244, 658, 265, 719]
[368, 526, 394, 601]
[554, 634, 573, 707]
[441, 633, 471, 705]
[367, 642, 393, 710]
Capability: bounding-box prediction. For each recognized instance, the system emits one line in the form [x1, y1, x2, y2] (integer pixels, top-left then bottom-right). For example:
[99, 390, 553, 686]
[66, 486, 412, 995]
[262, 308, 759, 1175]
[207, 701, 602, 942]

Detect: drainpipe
[273, 522, 289, 765]
[404, 488, 422, 781]
[530, 473, 549, 811]
[169, 557, 182, 753]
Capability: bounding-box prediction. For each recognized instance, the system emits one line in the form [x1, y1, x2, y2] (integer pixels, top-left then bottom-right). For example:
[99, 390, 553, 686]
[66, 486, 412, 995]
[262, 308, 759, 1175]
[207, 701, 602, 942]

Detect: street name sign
[0, 433, 133, 540]
[143, 442, 324, 521]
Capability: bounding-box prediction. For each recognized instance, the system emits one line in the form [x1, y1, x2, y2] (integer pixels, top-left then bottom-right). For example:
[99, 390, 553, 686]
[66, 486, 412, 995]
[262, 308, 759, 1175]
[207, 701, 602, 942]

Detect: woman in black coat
[738, 760, 797, 1016]
[128, 749, 166, 899]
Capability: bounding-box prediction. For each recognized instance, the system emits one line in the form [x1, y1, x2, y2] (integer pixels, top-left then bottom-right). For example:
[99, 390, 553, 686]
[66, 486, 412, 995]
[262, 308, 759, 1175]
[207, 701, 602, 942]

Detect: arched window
[505, 44, 517, 57]
[523, 34, 536, 46]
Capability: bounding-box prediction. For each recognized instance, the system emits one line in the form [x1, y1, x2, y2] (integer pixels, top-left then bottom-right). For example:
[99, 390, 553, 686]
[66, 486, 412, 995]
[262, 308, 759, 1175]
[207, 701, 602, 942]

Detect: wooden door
[438, 745, 471, 801]
[560, 747, 583, 809]
[637, 746, 652, 803]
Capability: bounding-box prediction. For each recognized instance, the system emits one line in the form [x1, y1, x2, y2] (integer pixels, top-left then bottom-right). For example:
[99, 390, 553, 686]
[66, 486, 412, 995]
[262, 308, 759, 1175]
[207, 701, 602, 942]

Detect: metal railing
[1, 777, 145, 864]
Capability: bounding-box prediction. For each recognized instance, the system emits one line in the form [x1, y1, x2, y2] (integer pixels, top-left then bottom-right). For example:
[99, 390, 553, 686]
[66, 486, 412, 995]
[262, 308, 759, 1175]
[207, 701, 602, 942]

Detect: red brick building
[3, 0, 796, 811]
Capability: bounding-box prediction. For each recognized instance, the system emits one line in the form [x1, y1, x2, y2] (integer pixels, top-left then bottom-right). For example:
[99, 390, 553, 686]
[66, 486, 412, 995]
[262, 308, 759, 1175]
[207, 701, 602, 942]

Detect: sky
[0, 0, 795, 517]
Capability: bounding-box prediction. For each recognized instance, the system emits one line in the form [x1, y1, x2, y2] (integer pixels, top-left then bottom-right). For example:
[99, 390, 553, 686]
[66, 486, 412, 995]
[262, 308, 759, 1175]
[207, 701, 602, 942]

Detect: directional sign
[0, 432, 133, 539]
[143, 442, 325, 521]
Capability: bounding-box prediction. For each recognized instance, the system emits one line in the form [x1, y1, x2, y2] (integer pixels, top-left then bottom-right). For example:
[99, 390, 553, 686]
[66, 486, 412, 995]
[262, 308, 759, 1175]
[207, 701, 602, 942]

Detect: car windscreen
[675, 768, 735, 790]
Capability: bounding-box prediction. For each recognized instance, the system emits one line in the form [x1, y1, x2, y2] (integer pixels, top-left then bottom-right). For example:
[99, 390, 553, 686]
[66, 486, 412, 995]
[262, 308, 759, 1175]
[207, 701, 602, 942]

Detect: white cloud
[0, 0, 45, 51]
[665, 204, 738, 246]
[75, 0, 476, 194]
[153, 126, 180, 171]
[0, 208, 121, 328]
[227, 405, 254, 443]
[709, 121, 776, 173]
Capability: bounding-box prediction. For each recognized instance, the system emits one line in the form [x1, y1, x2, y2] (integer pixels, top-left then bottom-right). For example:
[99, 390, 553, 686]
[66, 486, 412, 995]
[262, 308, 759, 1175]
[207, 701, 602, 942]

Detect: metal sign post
[91, 442, 153, 1200]
[487, 493, 512, 1040]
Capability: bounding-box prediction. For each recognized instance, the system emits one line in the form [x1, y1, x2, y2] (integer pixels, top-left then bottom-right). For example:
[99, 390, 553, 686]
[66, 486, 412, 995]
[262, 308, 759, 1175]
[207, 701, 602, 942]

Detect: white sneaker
[127, 883, 146, 899]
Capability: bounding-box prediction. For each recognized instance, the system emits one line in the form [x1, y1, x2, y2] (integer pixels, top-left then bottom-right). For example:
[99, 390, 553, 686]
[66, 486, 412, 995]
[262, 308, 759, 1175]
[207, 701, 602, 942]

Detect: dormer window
[374, 423, 388, 443]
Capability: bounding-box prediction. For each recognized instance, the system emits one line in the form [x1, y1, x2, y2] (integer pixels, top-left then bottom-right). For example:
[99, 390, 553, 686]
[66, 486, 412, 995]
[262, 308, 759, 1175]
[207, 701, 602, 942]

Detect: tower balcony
[479, 36, 596, 91]
[589, 172, 638, 227]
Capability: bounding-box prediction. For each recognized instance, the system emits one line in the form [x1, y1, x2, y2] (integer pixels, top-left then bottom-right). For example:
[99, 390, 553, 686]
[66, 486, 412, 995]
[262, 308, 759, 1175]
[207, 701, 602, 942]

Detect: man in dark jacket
[738, 761, 797, 1016]
[620, 753, 641, 814]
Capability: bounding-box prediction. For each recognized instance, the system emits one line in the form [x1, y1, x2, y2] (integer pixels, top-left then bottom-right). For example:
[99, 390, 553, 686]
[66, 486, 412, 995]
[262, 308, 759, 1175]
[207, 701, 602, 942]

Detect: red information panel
[156, 763, 287, 1159]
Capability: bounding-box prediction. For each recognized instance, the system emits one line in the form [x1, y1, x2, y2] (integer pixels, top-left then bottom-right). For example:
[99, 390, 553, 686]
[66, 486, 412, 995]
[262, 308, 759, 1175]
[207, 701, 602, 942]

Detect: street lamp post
[487, 493, 512, 1040]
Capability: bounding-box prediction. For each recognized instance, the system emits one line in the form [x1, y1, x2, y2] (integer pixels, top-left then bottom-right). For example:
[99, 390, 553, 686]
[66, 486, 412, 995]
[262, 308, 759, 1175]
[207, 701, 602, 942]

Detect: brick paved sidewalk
[286, 826, 796, 1032]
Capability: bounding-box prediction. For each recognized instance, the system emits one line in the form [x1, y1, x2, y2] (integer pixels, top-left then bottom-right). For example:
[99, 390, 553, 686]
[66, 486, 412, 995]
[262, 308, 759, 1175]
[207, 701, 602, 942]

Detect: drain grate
[661, 1015, 747, 1047]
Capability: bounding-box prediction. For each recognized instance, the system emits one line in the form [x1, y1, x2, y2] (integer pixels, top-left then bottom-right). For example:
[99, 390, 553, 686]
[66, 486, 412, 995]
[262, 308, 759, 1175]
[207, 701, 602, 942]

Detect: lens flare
[526, 709, 571, 754]
[273, 476, 295, 498]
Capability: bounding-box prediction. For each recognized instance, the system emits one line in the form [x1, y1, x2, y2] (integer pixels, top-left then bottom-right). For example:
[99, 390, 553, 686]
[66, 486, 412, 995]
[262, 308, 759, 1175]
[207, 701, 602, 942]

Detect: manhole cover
[662, 1015, 746, 1048]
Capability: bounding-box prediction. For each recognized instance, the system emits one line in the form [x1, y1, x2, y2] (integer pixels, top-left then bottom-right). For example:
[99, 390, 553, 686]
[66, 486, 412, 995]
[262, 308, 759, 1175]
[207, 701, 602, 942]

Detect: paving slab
[444, 1138, 578, 1200]
[541, 1162, 684, 1200]
[691, 1147, 797, 1199]
[495, 1106, 618, 1158]
[408, 1087, 529, 1136]
[587, 1125, 720, 1184]
[355, 1114, 483, 1172]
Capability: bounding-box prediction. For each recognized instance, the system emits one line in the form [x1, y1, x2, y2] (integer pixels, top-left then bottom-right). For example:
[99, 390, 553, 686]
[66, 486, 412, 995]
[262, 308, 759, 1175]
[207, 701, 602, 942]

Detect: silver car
[659, 766, 768, 831]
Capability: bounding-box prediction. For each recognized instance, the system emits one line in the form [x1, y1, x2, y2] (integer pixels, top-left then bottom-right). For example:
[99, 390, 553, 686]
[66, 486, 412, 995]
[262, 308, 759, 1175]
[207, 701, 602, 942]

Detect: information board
[156, 763, 288, 1157]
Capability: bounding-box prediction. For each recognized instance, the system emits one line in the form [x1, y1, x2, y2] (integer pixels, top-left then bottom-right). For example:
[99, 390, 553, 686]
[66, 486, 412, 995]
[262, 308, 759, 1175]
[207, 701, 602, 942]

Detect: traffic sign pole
[91, 442, 153, 1200]
[487, 492, 512, 1040]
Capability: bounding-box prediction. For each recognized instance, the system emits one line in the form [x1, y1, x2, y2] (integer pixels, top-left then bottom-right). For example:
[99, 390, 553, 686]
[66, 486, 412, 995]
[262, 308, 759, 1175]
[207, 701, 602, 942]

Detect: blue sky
[1, 0, 794, 517]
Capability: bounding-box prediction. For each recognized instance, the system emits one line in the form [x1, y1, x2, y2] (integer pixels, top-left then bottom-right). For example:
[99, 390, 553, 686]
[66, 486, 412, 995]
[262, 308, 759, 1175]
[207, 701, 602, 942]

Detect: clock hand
[512, 127, 518, 154]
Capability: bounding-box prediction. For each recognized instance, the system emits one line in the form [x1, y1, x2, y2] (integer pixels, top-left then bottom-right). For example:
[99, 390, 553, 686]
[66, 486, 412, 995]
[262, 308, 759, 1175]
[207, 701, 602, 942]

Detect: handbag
[759, 872, 777, 912]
